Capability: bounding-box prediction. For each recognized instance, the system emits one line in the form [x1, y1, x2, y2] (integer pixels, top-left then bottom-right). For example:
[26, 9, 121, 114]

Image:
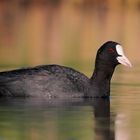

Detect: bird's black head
[95, 41, 132, 68]
[90, 41, 132, 98]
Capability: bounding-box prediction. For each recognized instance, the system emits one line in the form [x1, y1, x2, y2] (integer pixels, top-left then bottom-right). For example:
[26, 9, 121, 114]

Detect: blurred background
[0, 0, 140, 73]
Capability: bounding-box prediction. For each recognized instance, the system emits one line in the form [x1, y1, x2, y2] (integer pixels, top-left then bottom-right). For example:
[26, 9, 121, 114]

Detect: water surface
[0, 98, 112, 140]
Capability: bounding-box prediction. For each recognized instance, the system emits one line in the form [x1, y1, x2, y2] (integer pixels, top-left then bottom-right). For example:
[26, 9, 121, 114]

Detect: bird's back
[0, 65, 90, 98]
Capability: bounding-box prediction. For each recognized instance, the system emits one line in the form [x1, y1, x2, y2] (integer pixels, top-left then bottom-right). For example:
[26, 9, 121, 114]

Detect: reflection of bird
[93, 98, 115, 140]
[0, 41, 132, 98]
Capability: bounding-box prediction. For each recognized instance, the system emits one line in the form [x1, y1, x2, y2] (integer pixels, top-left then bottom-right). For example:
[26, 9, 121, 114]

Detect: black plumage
[0, 41, 131, 98]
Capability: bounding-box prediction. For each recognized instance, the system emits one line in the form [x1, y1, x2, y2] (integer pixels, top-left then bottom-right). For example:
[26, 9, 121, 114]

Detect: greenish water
[0, 98, 111, 140]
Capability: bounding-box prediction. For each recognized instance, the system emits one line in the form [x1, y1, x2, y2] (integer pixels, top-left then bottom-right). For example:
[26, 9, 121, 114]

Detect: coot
[0, 41, 132, 98]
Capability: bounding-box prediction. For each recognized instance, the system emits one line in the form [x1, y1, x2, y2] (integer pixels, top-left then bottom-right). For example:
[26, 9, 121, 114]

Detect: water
[0, 98, 111, 140]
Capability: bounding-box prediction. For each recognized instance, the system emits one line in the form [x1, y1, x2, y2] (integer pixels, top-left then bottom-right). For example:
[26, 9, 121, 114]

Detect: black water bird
[0, 41, 132, 98]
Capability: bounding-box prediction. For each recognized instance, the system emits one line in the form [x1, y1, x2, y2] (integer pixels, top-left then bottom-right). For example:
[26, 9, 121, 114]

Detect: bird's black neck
[90, 62, 116, 97]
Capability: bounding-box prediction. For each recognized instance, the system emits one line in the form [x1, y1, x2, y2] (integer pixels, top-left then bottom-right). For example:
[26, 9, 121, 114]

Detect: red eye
[108, 48, 115, 53]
